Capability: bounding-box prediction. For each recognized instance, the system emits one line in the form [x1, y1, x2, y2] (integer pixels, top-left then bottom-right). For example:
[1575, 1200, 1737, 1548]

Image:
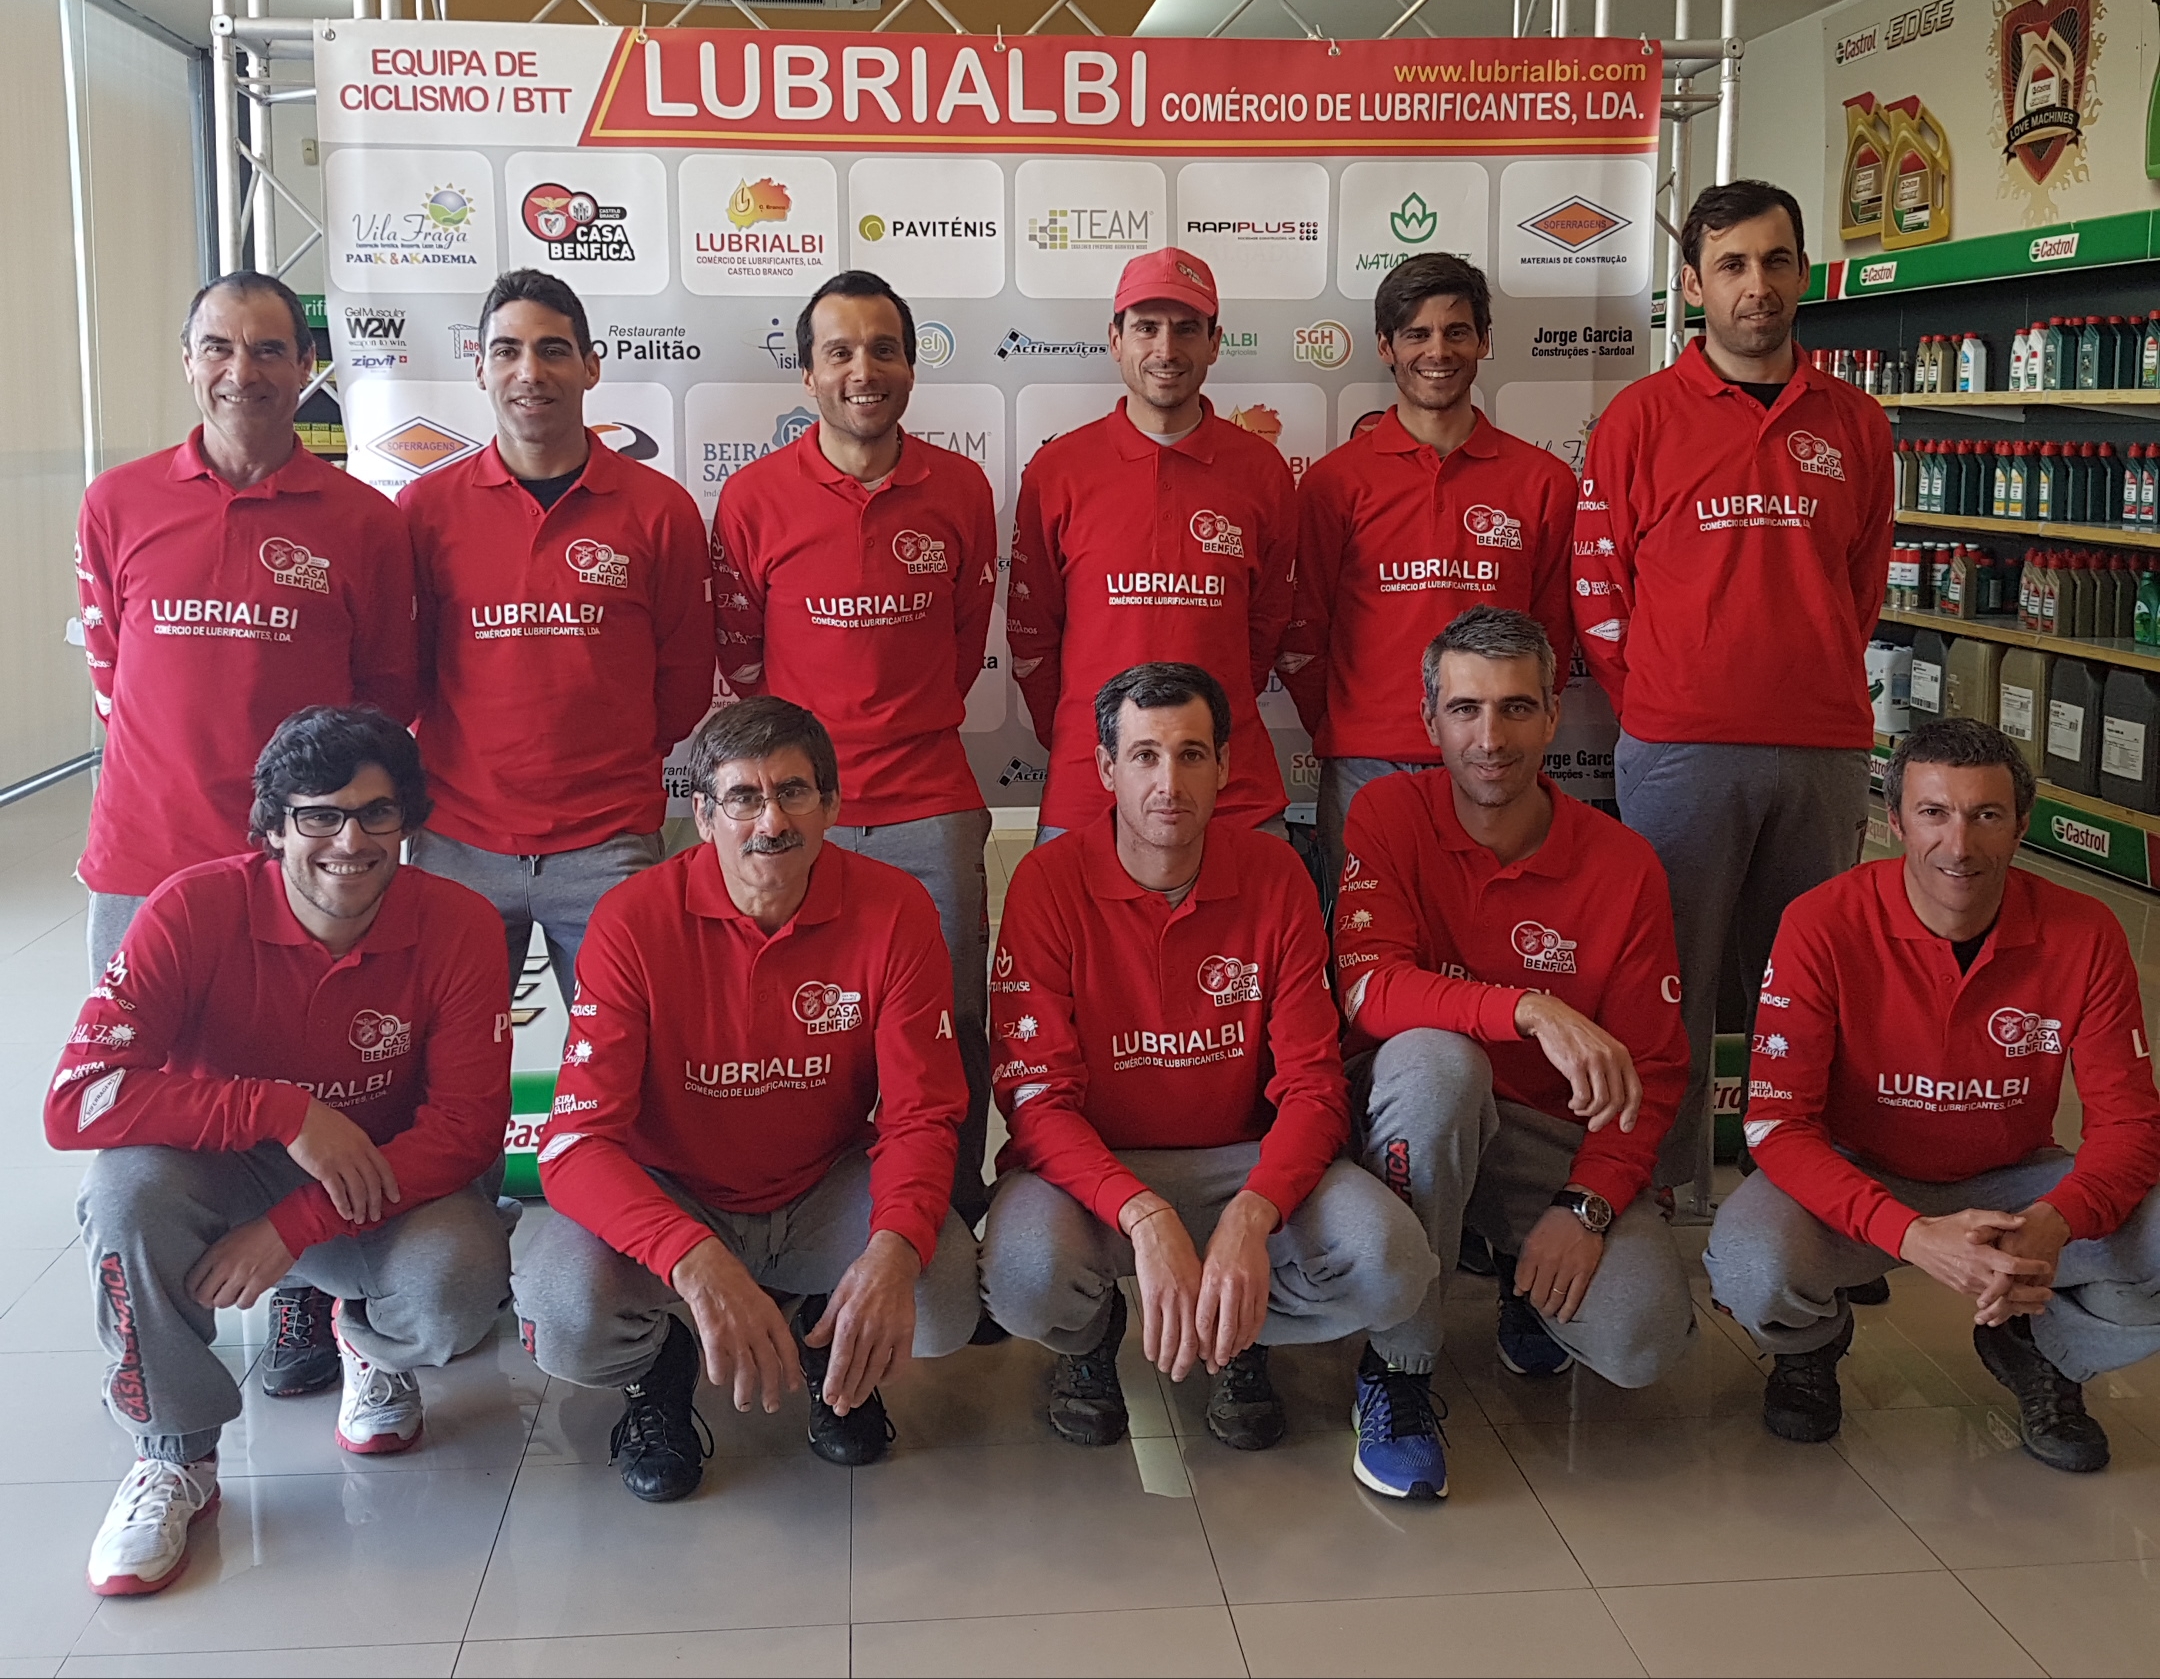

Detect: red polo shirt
[402, 437, 715, 855]
[1009, 400, 1294, 832]
[537, 843, 965, 1281]
[1335, 769, 1685, 1212]
[1570, 340, 1891, 749]
[44, 854, 511, 1256]
[991, 817, 1345, 1227]
[712, 428, 996, 826]
[1281, 408, 1576, 762]
[1743, 860, 2160, 1254]
[75, 432, 419, 897]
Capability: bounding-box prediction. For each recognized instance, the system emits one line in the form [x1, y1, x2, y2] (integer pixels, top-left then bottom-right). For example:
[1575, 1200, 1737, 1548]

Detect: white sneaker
[335, 1340, 423, 1455]
[87, 1456, 220, 1596]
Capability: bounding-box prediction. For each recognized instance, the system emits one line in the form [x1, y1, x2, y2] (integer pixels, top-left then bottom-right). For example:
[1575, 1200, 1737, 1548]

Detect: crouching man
[1336, 608, 1697, 1491]
[1706, 719, 2160, 1471]
[980, 663, 1437, 1483]
[516, 697, 979, 1503]
[49, 706, 514, 1596]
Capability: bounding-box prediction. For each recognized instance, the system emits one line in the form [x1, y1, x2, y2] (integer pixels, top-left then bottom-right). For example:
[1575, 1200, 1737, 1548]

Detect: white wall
[1734, 2, 1830, 251]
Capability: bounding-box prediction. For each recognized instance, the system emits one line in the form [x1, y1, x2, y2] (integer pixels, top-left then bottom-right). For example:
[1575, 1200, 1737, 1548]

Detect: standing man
[1572, 181, 1892, 1211]
[1281, 255, 1577, 880]
[75, 271, 417, 977]
[713, 271, 998, 1226]
[403, 269, 715, 999]
[1009, 249, 1296, 841]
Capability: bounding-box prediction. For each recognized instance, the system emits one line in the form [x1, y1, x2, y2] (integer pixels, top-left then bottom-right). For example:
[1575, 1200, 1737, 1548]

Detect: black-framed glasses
[711, 783, 824, 822]
[283, 800, 405, 838]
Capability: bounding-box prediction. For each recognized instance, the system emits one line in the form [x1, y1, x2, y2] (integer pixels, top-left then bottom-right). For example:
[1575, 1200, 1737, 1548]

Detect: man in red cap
[1009, 248, 1295, 841]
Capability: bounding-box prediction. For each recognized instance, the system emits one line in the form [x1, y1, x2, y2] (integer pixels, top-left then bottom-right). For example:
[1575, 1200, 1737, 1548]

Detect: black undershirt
[519, 470, 582, 511]
[1735, 380, 1788, 409]
[1950, 922, 1997, 974]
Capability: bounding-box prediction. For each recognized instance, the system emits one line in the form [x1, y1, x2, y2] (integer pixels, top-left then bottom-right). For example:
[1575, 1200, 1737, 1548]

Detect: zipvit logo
[997, 329, 1104, 360]
[349, 1009, 414, 1062]
[794, 980, 863, 1035]
[1511, 920, 1578, 974]
[567, 539, 630, 590]
[1189, 510, 1245, 557]
[1464, 505, 1522, 549]
[1198, 954, 1263, 1006]
[1519, 197, 1628, 252]
[1025, 207, 1150, 252]
[893, 531, 948, 574]
[1787, 431, 1846, 480]
[1989, 1006, 2064, 1057]
[260, 538, 331, 594]
[521, 183, 633, 262]
[1293, 321, 1353, 369]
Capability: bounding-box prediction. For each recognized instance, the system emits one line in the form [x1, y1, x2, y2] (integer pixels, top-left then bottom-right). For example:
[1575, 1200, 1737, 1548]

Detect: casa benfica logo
[1512, 920, 1578, 974]
[350, 1009, 414, 1063]
[794, 980, 863, 1035]
[521, 183, 635, 262]
[567, 539, 629, 589]
[893, 530, 949, 575]
[1198, 954, 1263, 1006]
[1989, 1005, 2064, 1057]
[260, 537, 330, 594]
[1992, 0, 2097, 189]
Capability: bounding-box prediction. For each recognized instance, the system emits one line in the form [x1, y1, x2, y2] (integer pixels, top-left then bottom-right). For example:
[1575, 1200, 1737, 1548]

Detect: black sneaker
[1762, 1315, 1852, 1444]
[1456, 1228, 1497, 1277]
[791, 1296, 897, 1467]
[1049, 1287, 1129, 1447]
[260, 1286, 340, 1398]
[1206, 1345, 1287, 1450]
[1974, 1317, 2111, 1474]
[1844, 1275, 1892, 1307]
[609, 1316, 712, 1503]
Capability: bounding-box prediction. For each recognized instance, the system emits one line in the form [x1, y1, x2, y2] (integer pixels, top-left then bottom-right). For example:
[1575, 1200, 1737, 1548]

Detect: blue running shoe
[1496, 1289, 1575, 1378]
[1351, 1346, 1448, 1500]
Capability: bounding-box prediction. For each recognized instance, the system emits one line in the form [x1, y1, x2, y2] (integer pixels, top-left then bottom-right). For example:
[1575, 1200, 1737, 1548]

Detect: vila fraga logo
[345, 183, 479, 269]
[349, 1009, 414, 1063]
[794, 980, 863, 1035]
[1198, 954, 1263, 1006]
[1989, 1005, 2064, 1057]
[1787, 430, 1847, 480]
[1512, 920, 1578, 974]
[1464, 505, 1523, 549]
[522, 183, 634, 262]
[566, 539, 630, 590]
[260, 537, 331, 594]
[893, 530, 949, 574]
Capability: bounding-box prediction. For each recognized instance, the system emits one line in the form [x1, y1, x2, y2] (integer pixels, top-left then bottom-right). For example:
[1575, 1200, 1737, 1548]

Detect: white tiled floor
[6, 780, 2160, 1676]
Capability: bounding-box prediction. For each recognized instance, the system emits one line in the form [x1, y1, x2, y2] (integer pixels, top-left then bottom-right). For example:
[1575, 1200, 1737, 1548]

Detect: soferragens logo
[1519, 197, 1628, 251]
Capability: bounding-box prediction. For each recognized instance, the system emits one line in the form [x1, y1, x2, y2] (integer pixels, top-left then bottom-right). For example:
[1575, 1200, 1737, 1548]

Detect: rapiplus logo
[1184, 218, 1319, 242]
[521, 183, 634, 262]
[859, 213, 999, 241]
[1025, 207, 1150, 251]
[997, 329, 1104, 360]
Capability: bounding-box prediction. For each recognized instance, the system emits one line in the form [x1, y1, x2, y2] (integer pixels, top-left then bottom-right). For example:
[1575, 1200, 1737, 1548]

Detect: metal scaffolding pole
[211, 0, 240, 273]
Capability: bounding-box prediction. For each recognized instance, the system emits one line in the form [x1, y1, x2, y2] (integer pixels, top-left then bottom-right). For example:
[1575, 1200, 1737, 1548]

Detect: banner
[317, 22, 1658, 811]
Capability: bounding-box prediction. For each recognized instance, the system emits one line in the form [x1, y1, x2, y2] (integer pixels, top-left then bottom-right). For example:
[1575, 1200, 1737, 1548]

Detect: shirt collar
[1425, 769, 1579, 877]
[470, 432, 623, 495]
[244, 853, 422, 953]
[1371, 404, 1498, 461]
[1078, 809, 1243, 903]
[1872, 857, 2039, 950]
[1110, 396, 1220, 465]
[167, 429, 335, 500]
[683, 839, 845, 932]
[794, 424, 933, 493]
[1674, 336, 1831, 411]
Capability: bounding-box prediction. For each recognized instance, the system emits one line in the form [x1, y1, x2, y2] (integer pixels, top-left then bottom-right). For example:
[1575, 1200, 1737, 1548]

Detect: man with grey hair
[1335, 606, 1697, 1431]
[513, 696, 979, 1505]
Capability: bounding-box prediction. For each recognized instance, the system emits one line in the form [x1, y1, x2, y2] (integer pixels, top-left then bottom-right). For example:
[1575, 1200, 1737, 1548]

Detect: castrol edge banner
[317, 22, 1657, 810]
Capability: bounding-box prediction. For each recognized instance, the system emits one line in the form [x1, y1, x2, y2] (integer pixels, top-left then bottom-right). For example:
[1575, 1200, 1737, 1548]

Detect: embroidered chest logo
[1464, 505, 1523, 549]
[1989, 1006, 2064, 1058]
[566, 538, 630, 589]
[260, 538, 331, 594]
[1787, 431, 1846, 481]
[350, 1009, 414, 1063]
[1512, 921, 1578, 975]
[893, 530, 949, 575]
[1198, 954, 1263, 1006]
[1340, 852, 1377, 893]
[1189, 509, 1246, 558]
[794, 980, 864, 1035]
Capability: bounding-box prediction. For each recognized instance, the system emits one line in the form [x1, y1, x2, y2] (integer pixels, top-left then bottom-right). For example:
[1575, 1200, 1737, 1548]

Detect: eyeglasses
[710, 783, 824, 822]
[283, 800, 405, 838]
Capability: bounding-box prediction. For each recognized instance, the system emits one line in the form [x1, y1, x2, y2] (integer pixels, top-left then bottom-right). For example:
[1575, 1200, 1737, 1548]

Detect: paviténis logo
[860, 213, 998, 242]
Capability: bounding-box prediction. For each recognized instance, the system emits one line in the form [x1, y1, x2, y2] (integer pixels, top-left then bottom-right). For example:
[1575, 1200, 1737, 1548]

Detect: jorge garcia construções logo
[521, 183, 634, 262]
[794, 980, 864, 1035]
[260, 537, 331, 594]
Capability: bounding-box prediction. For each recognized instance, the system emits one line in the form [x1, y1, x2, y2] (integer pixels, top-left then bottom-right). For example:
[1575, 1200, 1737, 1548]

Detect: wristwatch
[1551, 1189, 1613, 1234]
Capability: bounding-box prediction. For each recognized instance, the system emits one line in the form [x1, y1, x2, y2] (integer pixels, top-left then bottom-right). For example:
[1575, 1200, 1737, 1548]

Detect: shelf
[2039, 780, 2160, 841]
[1880, 389, 2160, 422]
[1878, 607, 2160, 676]
[1892, 511, 2160, 551]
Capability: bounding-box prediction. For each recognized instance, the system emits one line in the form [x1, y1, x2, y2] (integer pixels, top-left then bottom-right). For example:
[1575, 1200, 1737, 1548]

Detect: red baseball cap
[1113, 247, 1219, 319]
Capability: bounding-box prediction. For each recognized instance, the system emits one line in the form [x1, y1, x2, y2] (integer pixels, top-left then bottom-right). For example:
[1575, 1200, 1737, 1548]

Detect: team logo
[1519, 197, 1629, 251]
[349, 1009, 414, 1063]
[260, 537, 331, 594]
[1189, 510, 1246, 557]
[1511, 920, 1578, 974]
[1464, 505, 1523, 549]
[1198, 954, 1263, 1006]
[1989, 1006, 2063, 1057]
[893, 530, 949, 575]
[1024, 207, 1151, 252]
[520, 183, 633, 261]
[794, 979, 864, 1035]
[567, 539, 630, 590]
[1787, 431, 1847, 480]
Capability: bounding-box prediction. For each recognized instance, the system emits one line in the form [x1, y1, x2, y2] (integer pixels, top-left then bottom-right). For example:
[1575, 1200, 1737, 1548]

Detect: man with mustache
[1008, 250, 1295, 842]
[1335, 609, 1695, 1495]
[1572, 181, 1893, 1216]
[516, 697, 979, 1503]
[712, 270, 998, 1227]
[1279, 254, 1577, 887]
[979, 663, 1436, 1486]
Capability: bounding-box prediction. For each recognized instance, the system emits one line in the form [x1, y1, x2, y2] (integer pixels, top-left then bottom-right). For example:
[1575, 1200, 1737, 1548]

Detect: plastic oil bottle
[1944, 636, 2003, 725]
[1909, 628, 1949, 723]
[1957, 332, 1989, 393]
[1998, 644, 2054, 773]
[2047, 658, 2105, 793]
[2099, 668, 2160, 814]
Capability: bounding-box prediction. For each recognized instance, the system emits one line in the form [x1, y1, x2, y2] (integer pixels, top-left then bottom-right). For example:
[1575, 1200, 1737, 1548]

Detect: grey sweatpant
[1705, 1150, 2160, 1384]
[979, 1142, 1437, 1359]
[1350, 1029, 1697, 1385]
[826, 809, 993, 1227]
[87, 890, 149, 983]
[407, 827, 665, 1005]
[77, 1143, 512, 1462]
[1614, 735, 1870, 1203]
[513, 1146, 981, 1391]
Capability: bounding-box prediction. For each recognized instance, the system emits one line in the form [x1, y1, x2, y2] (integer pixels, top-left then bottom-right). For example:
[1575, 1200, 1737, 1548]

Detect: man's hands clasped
[1121, 1187, 1278, 1380]
[1898, 1201, 2070, 1326]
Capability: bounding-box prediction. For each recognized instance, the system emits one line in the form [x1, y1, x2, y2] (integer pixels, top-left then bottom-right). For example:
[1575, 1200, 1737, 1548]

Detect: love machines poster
[315, 23, 1661, 815]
